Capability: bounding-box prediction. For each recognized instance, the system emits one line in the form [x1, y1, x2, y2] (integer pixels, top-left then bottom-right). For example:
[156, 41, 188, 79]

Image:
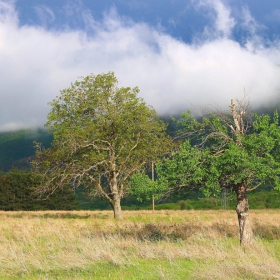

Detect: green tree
[156, 141, 206, 192]
[158, 98, 280, 244]
[129, 141, 205, 209]
[32, 72, 171, 218]
[129, 172, 166, 204]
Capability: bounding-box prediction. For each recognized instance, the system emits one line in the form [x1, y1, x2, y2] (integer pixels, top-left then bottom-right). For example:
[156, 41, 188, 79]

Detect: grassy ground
[0, 210, 280, 279]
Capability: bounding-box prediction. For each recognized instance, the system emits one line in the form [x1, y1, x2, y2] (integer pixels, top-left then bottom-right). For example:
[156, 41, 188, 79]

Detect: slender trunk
[235, 182, 253, 245]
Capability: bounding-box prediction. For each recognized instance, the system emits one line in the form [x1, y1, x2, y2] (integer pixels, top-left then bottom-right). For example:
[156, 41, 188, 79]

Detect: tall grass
[0, 210, 279, 279]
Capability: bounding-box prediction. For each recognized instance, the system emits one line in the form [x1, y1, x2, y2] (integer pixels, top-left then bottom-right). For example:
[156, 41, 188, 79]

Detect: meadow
[0, 210, 280, 279]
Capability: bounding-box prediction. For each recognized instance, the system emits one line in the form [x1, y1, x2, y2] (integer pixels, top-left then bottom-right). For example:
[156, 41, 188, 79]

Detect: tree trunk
[111, 195, 122, 219]
[235, 182, 253, 245]
[109, 167, 123, 219]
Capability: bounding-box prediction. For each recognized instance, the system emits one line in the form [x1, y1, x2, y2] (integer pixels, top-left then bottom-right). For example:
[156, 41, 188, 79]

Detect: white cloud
[0, 0, 279, 131]
[34, 5, 55, 26]
[192, 0, 235, 39]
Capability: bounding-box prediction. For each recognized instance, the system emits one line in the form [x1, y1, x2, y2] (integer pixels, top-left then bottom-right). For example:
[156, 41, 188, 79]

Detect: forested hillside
[0, 129, 53, 171]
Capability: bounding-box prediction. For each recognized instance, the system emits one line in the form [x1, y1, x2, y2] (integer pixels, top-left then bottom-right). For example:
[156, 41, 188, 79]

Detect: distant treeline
[0, 167, 279, 211]
[0, 168, 77, 210]
[76, 188, 280, 211]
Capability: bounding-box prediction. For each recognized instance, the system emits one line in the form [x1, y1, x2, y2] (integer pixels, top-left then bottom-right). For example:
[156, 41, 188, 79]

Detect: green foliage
[129, 172, 167, 202]
[155, 141, 206, 193]
[32, 72, 171, 215]
[0, 168, 77, 210]
[159, 104, 280, 201]
[208, 111, 280, 192]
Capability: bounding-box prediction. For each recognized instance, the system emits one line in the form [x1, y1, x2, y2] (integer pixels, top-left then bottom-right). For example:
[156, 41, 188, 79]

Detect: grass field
[0, 210, 280, 279]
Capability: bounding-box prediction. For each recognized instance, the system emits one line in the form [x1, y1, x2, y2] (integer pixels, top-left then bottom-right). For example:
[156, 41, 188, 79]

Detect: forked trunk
[235, 182, 253, 245]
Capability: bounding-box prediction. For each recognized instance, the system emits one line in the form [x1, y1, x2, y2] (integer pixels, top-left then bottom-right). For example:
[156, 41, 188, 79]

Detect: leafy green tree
[0, 168, 38, 210]
[129, 141, 205, 209]
[158, 98, 280, 244]
[156, 141, 206, 192]
[32, 72, 171, 218]
[129, 172, 166, 203]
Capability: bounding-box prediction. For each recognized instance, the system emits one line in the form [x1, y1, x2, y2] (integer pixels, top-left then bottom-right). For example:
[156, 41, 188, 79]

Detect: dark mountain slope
[0, 129, 53, 171]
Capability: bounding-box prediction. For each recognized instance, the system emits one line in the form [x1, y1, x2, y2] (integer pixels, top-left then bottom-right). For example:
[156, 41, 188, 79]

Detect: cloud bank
[0, 0, 280, 131]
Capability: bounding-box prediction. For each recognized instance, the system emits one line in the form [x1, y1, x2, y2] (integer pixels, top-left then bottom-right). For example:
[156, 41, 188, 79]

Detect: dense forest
[0, 167, 77, 210]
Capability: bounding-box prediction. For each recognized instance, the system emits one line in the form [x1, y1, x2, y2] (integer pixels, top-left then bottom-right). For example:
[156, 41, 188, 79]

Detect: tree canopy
[156, 98, 280, 244]
[32, 72, 172, 218]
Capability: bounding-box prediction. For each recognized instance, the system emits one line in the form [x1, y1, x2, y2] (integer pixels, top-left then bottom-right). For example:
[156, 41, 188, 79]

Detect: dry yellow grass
[0, 210, 279, 279]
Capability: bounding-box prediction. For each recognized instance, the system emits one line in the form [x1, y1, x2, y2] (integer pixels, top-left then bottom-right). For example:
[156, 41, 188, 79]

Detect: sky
[0, 0, 280, 131]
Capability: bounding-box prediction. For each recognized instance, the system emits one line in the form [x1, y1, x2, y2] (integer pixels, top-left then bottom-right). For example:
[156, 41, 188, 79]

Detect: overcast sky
[0, 0, 280, 131]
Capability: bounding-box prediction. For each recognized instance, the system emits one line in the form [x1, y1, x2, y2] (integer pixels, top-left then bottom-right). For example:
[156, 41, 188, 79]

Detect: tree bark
[235, 182, 253, 245]
[111, 195, 122, 219]
[109, 166, 123, 219]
